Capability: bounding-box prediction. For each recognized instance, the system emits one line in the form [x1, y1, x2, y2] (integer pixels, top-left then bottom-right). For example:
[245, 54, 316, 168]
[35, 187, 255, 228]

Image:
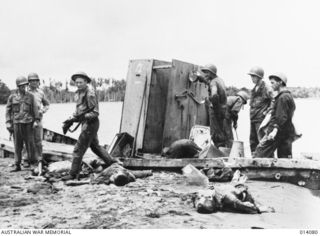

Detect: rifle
[62, 106, 95, 135]
[9, 130, 13, 141]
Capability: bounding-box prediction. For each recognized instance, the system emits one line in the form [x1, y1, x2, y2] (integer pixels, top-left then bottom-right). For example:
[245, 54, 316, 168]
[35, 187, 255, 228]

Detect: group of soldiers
[5, 65, 296, 180]
[200, 64, 296, 158]
[5, 72, 121, 180]
[5, 74, 49, 171]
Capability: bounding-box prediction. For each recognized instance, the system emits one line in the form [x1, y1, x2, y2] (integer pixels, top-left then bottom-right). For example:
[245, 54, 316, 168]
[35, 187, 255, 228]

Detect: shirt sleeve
[231, 98, 243, 114]
[273, 95, 290, 131]
[230, 98, 243, 122]
[31, 94, 40, 122]
[85, 89, 99, 119]
[41, 92, 50, 113]
[5, 95, 13, 123]
[209, 80, 219, 106]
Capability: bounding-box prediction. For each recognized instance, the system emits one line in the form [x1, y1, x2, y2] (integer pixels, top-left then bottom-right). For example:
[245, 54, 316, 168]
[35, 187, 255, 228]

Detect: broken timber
[1, 137, 320, 190]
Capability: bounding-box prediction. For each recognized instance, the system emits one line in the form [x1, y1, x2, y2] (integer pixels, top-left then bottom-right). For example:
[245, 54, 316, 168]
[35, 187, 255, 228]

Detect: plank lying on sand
[0, 138, 96, 160]
[124, 155, 320, 170]
[124, 156, 320, 190]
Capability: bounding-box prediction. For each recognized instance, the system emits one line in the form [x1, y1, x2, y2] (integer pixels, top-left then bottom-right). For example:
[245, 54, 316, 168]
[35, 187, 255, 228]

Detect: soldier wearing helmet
[5, 76, 40, 171]
[255, 73, 297, 158]
[248, 66, 273, 155]
[23, 72, 50, 168]
[200, 64, 228, 148]
[62, 72, 122, 181]
[224, 90, 250, 147]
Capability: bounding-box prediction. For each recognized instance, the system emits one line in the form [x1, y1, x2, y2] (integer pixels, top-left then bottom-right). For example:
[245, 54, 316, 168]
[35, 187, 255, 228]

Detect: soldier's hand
[233, 122, 238, 130]
[33, 121, 39, 128]
[267, 128, 278, 140]
[84, 113, 95, 121]
[6, 123, 13, 133]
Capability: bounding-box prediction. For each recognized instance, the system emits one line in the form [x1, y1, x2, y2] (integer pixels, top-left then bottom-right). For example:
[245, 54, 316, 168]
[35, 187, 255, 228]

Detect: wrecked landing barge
[1, 59, 320, 190]
[110, 58, 320, 190]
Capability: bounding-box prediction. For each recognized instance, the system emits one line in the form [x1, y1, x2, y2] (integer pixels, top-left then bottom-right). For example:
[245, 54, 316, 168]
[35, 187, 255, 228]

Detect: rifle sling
[68, 122, 82, 133]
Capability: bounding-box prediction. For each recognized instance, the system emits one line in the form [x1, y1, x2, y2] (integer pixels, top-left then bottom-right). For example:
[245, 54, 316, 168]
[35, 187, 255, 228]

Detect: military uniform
[224, 96, 244, 148]
[249, 80, 273, 153]
[5, 90, 40, 166]
[207, 77, 228, 148]
[254, 90, 296, 158]
[69, 85, 115, 176]
[28, 88, 50, 161]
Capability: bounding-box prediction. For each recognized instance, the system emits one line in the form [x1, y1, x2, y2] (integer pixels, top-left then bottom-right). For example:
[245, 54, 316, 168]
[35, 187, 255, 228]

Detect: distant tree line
[0, 78, 126, 104]
[0, 79, 319, 104]
[226, 86, 320, 99]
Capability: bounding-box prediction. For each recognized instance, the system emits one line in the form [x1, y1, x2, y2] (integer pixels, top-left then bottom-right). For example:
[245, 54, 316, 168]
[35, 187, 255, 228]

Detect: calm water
[0, 99, 319, 156]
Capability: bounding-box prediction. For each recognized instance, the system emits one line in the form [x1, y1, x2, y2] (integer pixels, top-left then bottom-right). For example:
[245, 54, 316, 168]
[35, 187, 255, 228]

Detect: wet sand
[1, 157, 320, 229]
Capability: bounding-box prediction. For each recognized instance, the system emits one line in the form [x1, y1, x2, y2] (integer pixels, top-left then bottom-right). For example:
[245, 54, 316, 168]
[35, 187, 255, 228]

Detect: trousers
[254, 134, 293, 158]
[13, 123, 36, 165]
[70, 118, 115, 176]
[249, 121, 262, 154]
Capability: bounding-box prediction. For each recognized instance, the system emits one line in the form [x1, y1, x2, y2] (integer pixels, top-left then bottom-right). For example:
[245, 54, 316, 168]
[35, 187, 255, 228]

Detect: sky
[1, 0, 320, 89]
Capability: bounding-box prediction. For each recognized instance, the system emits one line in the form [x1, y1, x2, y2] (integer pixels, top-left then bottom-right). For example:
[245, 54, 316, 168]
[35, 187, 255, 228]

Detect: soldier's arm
[272, 94, 291, 132]
[84, 90, 99, 120]
[230, 98, 243, 122]
[264, 84, 274, 114]
[41, 92, 50, 113]
[209, 81, 219, 106]
[31, 94, 40, 122]
[5, 95, 13, 124]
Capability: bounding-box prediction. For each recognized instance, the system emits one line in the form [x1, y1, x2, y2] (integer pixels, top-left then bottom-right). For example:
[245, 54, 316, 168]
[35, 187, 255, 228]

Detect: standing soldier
[248, 66, 273, 155]
[5, 76, 40, 172]
[200, 64, 228, 148]
[254, 73, 296, 158]
[27, 73, 50, 167]
[224, 90, 250, 148]
[62, 72, 121, 181]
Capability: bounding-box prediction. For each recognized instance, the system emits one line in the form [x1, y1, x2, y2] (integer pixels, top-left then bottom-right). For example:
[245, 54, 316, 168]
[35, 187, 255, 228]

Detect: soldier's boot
[61, 174, 79, 181]
[22, 161, 30, 168]
[10, 164, 21, 172]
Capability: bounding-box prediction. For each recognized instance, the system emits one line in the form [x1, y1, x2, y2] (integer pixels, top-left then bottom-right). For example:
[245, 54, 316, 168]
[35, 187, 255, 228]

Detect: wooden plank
[143, 60, 171, 153]
[152, 65, 172, 69]
[122, 157, 320, 170]
[0, 138, 96, 161]
[162, 59, 209, 148]
[120, 59, 154, 151]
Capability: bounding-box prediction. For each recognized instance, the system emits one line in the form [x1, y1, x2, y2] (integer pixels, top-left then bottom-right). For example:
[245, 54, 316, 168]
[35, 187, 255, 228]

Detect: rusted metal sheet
[162, 59, 209, 148]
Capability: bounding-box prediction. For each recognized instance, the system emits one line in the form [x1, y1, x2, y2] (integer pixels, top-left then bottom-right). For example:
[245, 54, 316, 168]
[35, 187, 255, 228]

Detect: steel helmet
[16, 76, 29, 87]
[269, 72, 287, 86]
[200, 64, 217, 76]
[237, 90, 250, 104]
[248, 66, 264, 79]
[27, 72, 40, 81]
[71, 71, 91, 83]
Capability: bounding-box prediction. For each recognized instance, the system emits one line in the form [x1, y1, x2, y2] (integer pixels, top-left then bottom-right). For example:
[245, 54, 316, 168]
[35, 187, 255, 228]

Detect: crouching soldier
[5, 76, 40, 171]
[62, 72, 122, 181]
[224, 90, 250, 148]
[254, 73, 296, 158]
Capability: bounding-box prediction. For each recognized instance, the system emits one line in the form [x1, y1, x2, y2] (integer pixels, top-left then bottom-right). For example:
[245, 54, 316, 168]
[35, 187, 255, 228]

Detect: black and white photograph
[0, 0, 320, 233]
